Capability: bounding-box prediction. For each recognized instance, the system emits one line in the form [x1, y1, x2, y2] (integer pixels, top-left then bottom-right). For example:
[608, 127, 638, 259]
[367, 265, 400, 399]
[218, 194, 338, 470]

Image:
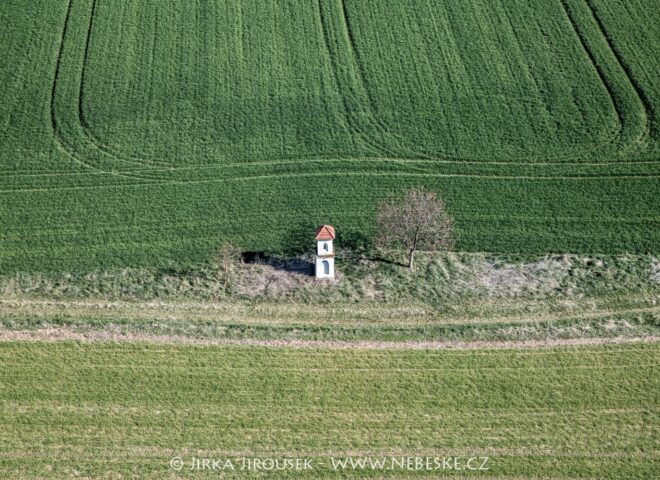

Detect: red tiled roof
[315, 225, 336, 241]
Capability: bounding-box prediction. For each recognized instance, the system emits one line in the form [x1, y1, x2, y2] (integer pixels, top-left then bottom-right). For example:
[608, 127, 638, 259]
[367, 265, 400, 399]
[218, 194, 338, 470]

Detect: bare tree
[216, 242, 242, 291]
[375, 188, 454, 271]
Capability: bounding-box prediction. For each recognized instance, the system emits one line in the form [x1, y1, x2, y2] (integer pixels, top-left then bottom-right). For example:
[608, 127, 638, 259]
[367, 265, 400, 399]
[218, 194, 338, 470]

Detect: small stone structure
[314, 225, 335, 279]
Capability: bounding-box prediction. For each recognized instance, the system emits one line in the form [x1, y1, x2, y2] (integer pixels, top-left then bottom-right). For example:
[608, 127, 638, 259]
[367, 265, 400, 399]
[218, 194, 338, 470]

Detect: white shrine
[314, 225, 336, 279]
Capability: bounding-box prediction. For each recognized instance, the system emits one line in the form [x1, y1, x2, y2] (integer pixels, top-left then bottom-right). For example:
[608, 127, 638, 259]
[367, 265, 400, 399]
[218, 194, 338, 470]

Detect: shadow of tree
[369, 254, 408, 268]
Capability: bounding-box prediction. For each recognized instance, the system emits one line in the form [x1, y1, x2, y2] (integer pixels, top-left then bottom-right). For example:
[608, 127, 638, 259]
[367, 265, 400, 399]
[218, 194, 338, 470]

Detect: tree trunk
[408, 249, 415, 271]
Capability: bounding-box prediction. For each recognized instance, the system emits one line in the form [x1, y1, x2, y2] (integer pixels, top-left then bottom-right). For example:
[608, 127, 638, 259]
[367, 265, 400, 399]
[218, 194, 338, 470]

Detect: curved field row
[324, 0, 650, 162]
[0, 0, 658, 270]
[49, 0, 655, 182]
[322, 0, 643, 162]
[50, 0, 154, 180]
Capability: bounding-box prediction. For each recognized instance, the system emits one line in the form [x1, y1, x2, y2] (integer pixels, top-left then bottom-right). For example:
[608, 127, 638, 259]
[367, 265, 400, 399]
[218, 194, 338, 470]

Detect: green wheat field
[1, 0, 659, 271]
[0, 342, 658, 478]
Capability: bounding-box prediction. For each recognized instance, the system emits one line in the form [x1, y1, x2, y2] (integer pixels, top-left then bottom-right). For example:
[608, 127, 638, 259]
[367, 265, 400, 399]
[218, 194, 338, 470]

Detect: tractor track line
[43, 0, 657, 182]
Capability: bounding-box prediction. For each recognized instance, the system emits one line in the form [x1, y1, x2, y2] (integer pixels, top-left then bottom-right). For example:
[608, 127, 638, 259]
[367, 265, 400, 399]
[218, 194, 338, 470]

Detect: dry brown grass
[1, 295, 658, 327]
[651, 259, 660, 284]
[1, 327, 656, 350]
[472, 256, 571, 296]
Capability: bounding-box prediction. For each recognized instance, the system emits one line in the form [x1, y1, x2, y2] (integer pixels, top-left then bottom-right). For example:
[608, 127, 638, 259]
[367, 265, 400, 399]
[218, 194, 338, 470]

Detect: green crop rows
[1, 0, 659, 271]
[0, 342, 657, 478]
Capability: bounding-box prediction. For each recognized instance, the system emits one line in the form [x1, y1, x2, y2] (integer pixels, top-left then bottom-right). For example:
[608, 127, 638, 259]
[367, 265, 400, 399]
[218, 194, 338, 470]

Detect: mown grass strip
[0, 341, 657, 478]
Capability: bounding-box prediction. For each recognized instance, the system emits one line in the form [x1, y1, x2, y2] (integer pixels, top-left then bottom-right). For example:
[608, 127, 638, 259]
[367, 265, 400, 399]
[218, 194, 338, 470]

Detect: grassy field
[0, 341, 657, 478]
[1, 0, 659, 271]
[1, 252, 658, 343]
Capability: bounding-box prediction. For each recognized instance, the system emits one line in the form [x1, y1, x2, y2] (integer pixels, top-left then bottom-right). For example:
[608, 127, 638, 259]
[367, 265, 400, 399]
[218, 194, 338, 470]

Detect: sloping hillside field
[1, 0, 659, 270]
